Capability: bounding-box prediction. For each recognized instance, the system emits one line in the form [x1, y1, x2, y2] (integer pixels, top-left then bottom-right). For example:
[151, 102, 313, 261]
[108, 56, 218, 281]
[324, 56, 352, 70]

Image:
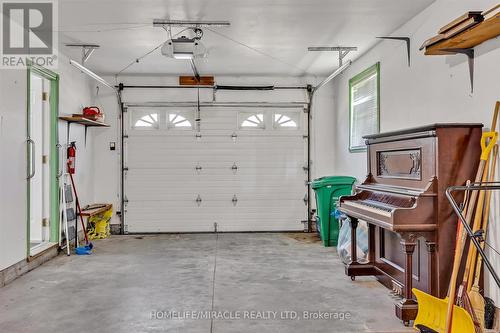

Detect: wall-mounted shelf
[423, 13, 499, 92]
[425, 15, 500, 55]
[59, 115, 109, 146]
[59, 115, 110, 127]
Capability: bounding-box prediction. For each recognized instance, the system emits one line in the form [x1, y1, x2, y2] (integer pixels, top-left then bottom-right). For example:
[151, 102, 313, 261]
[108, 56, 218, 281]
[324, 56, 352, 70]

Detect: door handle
[56, 143, 63, 178]
[27, 138, 35, 179]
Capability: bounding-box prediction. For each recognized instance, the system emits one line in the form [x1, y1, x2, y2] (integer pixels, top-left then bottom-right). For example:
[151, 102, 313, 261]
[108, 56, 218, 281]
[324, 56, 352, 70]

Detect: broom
[456, 157, 490, 332]
[468, 102, 500, 291]
[467, 102, 500, 291]
[445, 105, 499, 333]
[67, 162, 93, 254]
[413, 182, 474, 333]
[468, 144, 498, 329]
[445, 134, 497, 333]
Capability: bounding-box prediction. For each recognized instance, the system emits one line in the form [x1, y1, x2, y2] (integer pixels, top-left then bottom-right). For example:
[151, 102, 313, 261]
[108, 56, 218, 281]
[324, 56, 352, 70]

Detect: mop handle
[67, 163, 89, 244]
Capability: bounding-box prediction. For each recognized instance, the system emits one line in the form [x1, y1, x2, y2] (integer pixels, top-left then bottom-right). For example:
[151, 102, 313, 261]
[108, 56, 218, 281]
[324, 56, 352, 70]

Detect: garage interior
[1, 0, 500, 332]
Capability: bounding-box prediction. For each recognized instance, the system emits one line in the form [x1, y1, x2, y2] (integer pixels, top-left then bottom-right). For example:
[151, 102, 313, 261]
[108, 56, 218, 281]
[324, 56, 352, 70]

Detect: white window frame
[349, 62, 380, 152]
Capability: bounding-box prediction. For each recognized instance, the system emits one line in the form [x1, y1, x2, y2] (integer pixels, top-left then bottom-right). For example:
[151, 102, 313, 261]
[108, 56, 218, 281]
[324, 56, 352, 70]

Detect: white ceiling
[59, 0, 434, 77]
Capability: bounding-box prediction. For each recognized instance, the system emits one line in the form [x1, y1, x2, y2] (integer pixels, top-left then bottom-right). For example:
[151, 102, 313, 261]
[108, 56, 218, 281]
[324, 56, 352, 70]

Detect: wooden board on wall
[425, 15, 500, 55]
[179, 76, 214, 86]
[437, 11, 482, 34]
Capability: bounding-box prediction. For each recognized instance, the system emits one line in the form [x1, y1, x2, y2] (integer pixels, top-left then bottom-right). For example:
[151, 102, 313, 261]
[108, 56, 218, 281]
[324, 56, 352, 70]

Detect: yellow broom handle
[469, 144, 498, 290]
[445, 132, 496, 333]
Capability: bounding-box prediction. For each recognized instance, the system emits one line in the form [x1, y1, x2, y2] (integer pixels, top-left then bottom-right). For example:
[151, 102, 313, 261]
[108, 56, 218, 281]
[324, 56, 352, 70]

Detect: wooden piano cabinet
[339, 123, 483, 325]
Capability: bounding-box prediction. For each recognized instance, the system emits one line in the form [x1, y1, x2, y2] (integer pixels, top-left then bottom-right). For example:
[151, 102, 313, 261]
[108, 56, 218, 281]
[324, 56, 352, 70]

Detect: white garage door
[124, 106, 308, 233]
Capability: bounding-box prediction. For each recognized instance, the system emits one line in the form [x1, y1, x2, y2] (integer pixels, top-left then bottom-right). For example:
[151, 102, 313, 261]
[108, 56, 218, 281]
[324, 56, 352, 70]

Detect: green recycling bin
[311, 176, 356, 247]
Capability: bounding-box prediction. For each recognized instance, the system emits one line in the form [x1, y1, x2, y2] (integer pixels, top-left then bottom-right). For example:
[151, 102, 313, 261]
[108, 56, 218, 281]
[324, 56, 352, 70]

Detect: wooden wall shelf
[425, 15, 500, 55]
[59, 116, 110, 127]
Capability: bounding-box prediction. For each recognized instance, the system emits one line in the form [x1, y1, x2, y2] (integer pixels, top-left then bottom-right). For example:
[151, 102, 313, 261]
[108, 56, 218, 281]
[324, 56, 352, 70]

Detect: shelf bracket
[84, 126, 88, 147]
[376, 37, 411, 67]
[440, 48, 474, 93]
[65, 122, 89, 147]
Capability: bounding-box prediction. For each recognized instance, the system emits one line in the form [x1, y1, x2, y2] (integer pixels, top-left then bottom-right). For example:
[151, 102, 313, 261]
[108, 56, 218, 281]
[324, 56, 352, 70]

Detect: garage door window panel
[273, 112, 300, 130]
[239, 112, 265, 129]
[167, 112, 194, 130]
[131, 110, 160, 130]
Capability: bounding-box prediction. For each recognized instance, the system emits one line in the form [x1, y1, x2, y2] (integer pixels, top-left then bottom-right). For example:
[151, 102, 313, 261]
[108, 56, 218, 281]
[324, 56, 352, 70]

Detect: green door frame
[27, 63, 60, 255]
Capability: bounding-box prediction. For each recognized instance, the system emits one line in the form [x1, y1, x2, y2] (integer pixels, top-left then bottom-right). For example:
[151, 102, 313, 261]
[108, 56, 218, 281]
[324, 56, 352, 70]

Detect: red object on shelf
[82, 106, 104, 122]
[83, 106, 100, 116]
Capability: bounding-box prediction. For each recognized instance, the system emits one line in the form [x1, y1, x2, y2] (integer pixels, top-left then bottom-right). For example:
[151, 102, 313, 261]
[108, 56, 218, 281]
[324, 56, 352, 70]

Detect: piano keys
[337, 123, 482, 325]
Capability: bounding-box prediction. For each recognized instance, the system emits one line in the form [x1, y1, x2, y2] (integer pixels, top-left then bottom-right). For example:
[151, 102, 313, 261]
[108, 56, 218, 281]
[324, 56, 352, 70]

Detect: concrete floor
[0, 233, 412, 333]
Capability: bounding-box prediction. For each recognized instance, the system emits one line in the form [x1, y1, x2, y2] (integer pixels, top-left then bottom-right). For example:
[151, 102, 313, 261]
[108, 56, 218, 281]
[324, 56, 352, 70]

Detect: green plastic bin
[311, 176, 356, 247]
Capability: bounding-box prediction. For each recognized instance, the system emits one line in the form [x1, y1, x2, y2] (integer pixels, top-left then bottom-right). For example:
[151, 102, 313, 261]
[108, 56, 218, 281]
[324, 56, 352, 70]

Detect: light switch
[110, 142, 116, 151]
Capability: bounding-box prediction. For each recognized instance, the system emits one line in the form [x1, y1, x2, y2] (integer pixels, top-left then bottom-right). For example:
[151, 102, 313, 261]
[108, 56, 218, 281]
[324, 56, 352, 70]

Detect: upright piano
[337, 123, 482, 325]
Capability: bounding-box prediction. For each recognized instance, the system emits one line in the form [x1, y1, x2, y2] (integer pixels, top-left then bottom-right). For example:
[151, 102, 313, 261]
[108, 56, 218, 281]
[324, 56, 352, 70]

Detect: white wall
[0, 54, 95, 270]
[327, 0, 500, 303]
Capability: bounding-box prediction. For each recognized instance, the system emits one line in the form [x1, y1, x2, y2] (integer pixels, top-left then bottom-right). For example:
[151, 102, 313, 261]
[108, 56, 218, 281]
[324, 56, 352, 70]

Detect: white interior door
[28, 73, 51, 253]
[124, 107, 307, 233]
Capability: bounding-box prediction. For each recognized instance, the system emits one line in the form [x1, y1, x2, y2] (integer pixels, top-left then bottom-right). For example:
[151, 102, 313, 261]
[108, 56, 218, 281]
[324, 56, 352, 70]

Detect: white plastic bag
[337, 217, 369, 264]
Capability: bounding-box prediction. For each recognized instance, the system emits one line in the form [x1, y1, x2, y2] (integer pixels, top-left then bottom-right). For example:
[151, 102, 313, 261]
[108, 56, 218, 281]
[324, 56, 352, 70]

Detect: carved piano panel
[377, 149, 422, 180]
[369, 136, 436, 190]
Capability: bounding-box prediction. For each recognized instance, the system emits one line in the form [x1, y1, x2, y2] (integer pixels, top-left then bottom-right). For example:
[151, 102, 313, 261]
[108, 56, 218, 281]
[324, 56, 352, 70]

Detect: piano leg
[395, 238, 418, 326]
[426, 241, 437, 296]
[345, 217, 375, 280]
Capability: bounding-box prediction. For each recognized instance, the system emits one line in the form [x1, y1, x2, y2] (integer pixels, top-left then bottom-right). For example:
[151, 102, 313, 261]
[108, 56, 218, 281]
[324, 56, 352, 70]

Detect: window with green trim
[349, 62, 380, 151]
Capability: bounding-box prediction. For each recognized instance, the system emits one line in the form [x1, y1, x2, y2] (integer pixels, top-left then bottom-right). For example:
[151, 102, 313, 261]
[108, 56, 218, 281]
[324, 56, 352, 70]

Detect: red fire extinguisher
[67, 142, 76, 174]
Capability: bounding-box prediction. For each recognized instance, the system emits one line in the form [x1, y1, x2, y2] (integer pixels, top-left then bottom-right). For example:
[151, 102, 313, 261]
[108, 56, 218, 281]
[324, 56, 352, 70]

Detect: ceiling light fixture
[161, 35, 207, 60]
[69, 59, 115, 91]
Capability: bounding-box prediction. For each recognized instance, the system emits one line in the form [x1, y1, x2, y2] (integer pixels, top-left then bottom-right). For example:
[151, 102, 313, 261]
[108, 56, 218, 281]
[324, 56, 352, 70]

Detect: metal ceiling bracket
[376, 37, 410, 67]
[307, 46, 358, 66]
[308, 47, 356, 93]
[440, 48, 474, 93]
[153, 19, 230, 28]
[66, 44, 100, 66]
